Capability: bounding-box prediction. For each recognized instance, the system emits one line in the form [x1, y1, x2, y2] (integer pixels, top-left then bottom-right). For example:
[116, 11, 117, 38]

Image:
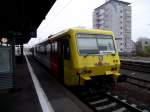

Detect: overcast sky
[28, 0, 150, 47]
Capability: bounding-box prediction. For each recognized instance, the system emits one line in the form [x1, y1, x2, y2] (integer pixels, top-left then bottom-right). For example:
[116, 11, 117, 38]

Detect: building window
[120, 10, 122, 13]
[120, 27, 122, 29]
[120, 32, 122, 35]
[145, 41, 148, 44]
[125, 43, 126, 46]
[120, 16, 123, 18]
[96, 24, 100, 27]
[96, 12, 99, 16]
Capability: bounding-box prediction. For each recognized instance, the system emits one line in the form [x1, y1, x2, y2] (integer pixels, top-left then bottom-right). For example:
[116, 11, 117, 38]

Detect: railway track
[80, 92, 148, 112]
[31, 56, 150, 111]
[121, 60, 150, 73]
[124, 75, 150, 91]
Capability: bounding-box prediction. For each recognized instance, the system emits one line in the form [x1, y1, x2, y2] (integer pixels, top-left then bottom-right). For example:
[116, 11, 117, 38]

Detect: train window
[52, 43, 55, 54]
[44, 45, 47, 55]
[64, 39, 70, 59]
[57, 41, 62, 56]
[77, 37, 99, 55]
[50, 43, 52, 54]
[37, 45, 40, 53]
[77, 33, 116, 55]
[47, 44, 51, 52]
[40, 46, 45, 53]
[54, 42, 58, 53]
[97, 38, 115, 54]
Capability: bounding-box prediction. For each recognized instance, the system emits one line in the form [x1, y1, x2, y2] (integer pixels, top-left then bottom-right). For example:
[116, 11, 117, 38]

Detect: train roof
[48, 27, 114, 41]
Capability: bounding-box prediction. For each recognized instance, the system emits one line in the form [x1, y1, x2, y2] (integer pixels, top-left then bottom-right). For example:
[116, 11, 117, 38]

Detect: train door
[57, 40, 64, 82]
[62, 38, 74, 85]
[56, 38, 71, 84]
[50, 42, 59, 78]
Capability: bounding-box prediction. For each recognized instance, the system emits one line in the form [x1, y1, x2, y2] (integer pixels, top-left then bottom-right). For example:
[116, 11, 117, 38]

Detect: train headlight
[111, 67, 117, 71]
[111, 68, 114, 71]
[113, 60, 118, 63]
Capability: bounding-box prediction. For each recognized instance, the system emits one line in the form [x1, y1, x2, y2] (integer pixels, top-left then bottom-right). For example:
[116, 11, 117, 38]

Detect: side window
[54, 42, 58, 54]
[57, 41, 62, 56]
[40, 45, 45, 54]
[52, 43, 55, 54]
[64, 39, 70, 60]
[44, 45, 47, 55]
[47, 44, 51, 53]
[50, 43, 52, 54]
[37, 45, 40, 53]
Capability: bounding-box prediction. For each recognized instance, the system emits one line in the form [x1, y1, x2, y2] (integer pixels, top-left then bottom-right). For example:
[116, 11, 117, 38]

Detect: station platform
[0, 55, 93, 112]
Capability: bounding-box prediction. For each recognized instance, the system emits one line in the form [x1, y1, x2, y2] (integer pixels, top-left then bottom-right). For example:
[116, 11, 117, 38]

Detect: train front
[73, 30, 120, 90]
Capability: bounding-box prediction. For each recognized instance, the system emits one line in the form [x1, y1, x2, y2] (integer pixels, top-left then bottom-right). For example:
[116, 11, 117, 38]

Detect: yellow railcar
[47, 28, 120, 88]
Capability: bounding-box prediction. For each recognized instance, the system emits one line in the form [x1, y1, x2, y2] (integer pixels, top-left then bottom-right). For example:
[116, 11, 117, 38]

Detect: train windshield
[77, 33, 115, 55]
[77, 37, 99, 55]
[97, 36, 115, 54]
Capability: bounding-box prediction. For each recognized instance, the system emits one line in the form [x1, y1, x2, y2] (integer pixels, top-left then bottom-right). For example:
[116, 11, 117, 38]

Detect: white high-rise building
[93, 0, 132, 53]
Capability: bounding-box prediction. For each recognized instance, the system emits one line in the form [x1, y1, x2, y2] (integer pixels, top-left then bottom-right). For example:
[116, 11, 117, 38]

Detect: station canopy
[0, 0, 56, 44]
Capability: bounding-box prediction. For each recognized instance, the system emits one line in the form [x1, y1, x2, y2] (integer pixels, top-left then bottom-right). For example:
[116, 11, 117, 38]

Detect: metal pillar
[11, 37, 16, 89]
[20, 44, 23, 57]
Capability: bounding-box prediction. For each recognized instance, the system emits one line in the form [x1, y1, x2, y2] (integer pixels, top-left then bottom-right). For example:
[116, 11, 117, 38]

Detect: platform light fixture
[1, 38, 8, 43]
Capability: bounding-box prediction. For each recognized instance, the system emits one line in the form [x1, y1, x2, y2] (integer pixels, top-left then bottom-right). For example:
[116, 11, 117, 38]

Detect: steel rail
[126, 75, 150, 83]
[121, 60, 150, 73]
[124, 75, 150, 90]
[106, 93, 143, 112]
[79, 91, 145, 112]
[126, 80, 150, 90]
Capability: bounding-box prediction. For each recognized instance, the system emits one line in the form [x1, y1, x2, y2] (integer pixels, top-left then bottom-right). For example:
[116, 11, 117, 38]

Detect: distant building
[130, 40, 136, 53]
[93, 0, 132, 53]
[140, 38, 150, 51]
[136, 38, 150, 55]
